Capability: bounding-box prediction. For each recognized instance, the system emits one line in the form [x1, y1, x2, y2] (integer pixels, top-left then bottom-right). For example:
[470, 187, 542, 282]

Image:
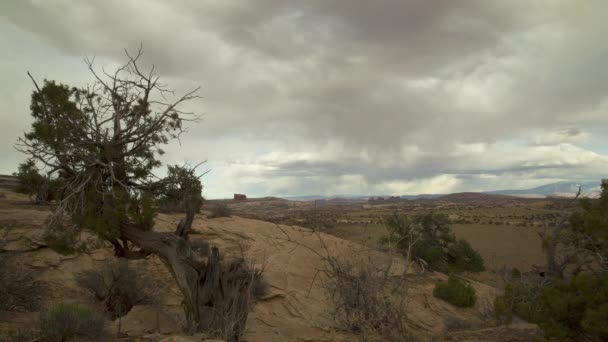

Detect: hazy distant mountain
[283, 195, 377, 201]
[399, 194, 444, 200]
[282, 195, 325, 201]
[485, 181, 601, 197]
[279, 181, 601, 202]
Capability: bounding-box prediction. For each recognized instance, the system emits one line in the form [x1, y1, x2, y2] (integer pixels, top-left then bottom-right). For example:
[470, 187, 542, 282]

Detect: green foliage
[433, 274, 476, 308]
[538, 273, 608, 342]
[494, 276, 545, 325]
[37, 302, 107, 341]
[131, 191, 156, 231]
[495, 179, 608, 342]
[447, 239, 485, 274]
[13, 160, 63, 202]
[17, 67, 196, 247]
[13, 160, 45, 195]
[156, 165, 204, 213]
[208, 203, 232, 218]
[385, 212, 485, 274]
[43, 219, 86, 255]
[566, 179, 608, 271]
[76, 260, 155, 319]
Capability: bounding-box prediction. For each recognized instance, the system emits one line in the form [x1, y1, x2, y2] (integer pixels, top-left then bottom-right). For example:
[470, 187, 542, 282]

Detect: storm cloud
[1, 1, 607, 197]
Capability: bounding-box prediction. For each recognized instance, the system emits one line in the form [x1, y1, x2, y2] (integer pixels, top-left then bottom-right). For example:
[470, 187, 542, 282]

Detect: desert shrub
[0, 256, 44, 311]
[496, 274, 608, 341]
[249, 267, 268, 302]
[325, 258, 412, 340]
[433, 274, 476, 308]
[13, 160, 63, 203]
[76, 260, 154, 319]
[446, 239, 485, 274]
[13, 160, 45, 196]
[208, 203, 231, 218]
[494, 275, 545, 325]
[37, 302, 107, 341]
[384, 212, 485, 274]
[537, 273, 608, 342]
[495, 180, 608, 341]
[220, 257, 268, 304]
[155, 165, 204, 213]
[42, 221, 85, 255]
[9, 330, 39, 342]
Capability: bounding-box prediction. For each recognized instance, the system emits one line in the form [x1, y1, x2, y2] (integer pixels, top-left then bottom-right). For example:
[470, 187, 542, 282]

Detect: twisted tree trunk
[120, 221, 250, 341]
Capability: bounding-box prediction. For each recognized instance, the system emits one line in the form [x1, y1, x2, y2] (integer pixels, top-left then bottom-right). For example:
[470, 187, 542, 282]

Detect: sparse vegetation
[155, 164, 204, 213]
[15, 49, 251, 341]
[325, 258, 412, 340]
[0, 256, 44, 311]
[383, 212, 485, 274]
[37, 302, 107, 341]
[209, 202, 232, 218]
[248, 267, 268, 302]
[433, 274, 477, 308]
[494, 179, 608, 342]
[13, 160, 63, 203]
[76, 260, 155, 319]
[494, 274, 545, 325]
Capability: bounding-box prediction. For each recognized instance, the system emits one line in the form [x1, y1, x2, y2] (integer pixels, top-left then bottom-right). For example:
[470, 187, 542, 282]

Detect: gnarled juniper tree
[16, 48, 250, 341]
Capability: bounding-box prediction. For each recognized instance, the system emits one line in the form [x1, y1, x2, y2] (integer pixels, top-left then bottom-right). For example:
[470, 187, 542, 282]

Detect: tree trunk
[120, 225, 250, 342]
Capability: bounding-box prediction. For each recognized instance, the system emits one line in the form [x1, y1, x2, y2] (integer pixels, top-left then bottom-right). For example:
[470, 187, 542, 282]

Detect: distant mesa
[233, 193, 247, 201]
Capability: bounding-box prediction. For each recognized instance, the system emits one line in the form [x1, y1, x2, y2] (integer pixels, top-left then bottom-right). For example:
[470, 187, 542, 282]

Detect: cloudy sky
[1, 1, 607, 198]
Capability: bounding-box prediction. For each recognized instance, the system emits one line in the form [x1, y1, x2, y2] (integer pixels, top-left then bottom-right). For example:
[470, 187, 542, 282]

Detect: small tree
[383, 212, 485, 274]
[155, 164, 205, 213]
[495, 179, 608, 341]
[13, 160, 63, 203]
[16, 48, 251, 341]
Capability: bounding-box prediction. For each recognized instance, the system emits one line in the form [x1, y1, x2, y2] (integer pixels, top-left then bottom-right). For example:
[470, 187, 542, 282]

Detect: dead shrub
[324, 257, 413, 340]
[36, 302, 107, 341]
[76, 260, 155, 320]
[208, 202, 232, 218]
[0, 256, 45, 312]
[248, 267, 268, 302]
[222, 257, 268, 304]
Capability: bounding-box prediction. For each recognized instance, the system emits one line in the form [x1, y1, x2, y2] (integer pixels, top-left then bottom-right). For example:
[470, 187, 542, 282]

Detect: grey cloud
[1, 1, 607, 197]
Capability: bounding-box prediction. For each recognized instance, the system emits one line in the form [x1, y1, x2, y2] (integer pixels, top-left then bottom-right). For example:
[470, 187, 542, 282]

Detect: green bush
[433, 275, 476, 308]
[37, 302, 107, 341]
[155, 165, 204, 213]
[494, 277, 544, 325]
[495, 179, 608, 342]
[208, 203, 231, 218]
[447, 239, 485, 274]
[13, 160, 63, 203]
[384, 212, 485, 274]
[538, 273, 608, 342]
[496, 274, 608, 341]
[13, 160, 45, 196]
